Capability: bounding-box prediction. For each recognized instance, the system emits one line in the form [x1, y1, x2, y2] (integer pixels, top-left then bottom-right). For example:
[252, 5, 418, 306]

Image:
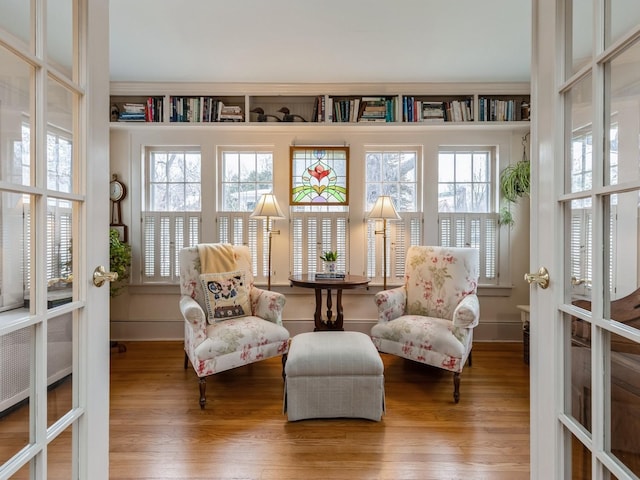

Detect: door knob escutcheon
[93, 265, 118, 287]
[525, 267, 549, 289]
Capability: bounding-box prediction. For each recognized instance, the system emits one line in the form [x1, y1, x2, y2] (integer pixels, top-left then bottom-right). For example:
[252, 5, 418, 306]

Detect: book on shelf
[314, 272, 346, 279]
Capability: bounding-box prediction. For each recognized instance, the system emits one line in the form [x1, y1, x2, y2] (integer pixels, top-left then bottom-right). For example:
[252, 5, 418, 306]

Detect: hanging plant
[110, 228, 132, 297]
[499, 133, 530, 226]
[500, 159, 530, 203]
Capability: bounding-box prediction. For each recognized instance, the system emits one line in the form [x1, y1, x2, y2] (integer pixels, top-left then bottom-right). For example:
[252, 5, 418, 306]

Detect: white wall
[109, 124, 531, 342]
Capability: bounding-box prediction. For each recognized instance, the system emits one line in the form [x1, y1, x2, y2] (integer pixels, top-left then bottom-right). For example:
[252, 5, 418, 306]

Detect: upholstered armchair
[179, 244, 290, 408]
[371, 245, 480, 403]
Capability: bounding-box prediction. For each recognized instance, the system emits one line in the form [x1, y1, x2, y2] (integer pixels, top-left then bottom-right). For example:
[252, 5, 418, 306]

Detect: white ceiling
[109, 0, 533, 84]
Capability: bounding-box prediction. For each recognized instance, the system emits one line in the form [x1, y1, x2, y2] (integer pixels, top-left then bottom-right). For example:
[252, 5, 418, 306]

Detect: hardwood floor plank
[108, 341, 530, 479]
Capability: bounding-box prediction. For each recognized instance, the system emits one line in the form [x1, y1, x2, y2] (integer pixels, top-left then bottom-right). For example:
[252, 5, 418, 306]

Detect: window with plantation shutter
[364, 148, 422, 285]
[438, 148, 502, 286]
[142, 148, 202, 284]
[217, 149, 276, 283]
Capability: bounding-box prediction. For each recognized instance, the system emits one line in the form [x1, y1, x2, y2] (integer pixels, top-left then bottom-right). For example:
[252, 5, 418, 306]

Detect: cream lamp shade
[250, 193, 285, 219]
[367, 195, 401, 220]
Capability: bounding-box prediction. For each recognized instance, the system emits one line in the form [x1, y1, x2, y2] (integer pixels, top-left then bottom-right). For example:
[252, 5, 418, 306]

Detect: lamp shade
[250, 193, 285, 219]
[367, 195, 401, 220]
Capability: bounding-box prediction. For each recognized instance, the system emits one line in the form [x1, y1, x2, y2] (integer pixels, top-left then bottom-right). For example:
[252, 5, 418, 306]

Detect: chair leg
[453, 372, 461, 403]
[184, 352, 189, 369]
[468, 349, 473, 367]
[199, 377, 207, 409]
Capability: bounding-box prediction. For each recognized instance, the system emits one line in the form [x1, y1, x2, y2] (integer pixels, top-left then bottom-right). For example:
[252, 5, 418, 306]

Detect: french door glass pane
[570, 429, 592, 479]
[605, 38, 640, 186]
[46, 198, 74, 302]
[47, 424, 73, 478]
[47, 78, 74, 193]
[604, 191, 638, 320]
[47, 0, 73, 78]
[567, 199, 593, 303]
[569, 315, 592, 432]
[46, 313, 73, 428]
[0, 1, 30, 47]
[570, 0, 593, 75]
[0, 46, 33, 187]
[0, 325, 33, 465]
[607, 0, 640, 47]
[608, 331, 640, 475]
[568, 75, 593, 194]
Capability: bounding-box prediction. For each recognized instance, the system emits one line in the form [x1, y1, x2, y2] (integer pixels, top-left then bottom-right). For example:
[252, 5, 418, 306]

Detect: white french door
[532, 0, 640, 478]
[0, 0, 110, 478]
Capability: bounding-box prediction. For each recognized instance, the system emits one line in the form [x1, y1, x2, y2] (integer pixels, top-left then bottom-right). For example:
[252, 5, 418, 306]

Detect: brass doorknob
[93, 265, 118, 287]
[524, 267, 549, 289]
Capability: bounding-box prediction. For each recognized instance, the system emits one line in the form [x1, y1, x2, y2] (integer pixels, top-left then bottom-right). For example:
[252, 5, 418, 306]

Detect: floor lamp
[368, 195, 401, 290]
[250, 193, 285, 290]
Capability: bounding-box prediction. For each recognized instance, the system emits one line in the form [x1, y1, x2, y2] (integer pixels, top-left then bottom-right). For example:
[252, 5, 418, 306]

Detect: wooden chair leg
[468, 349, 473, 367]
[199, 377, 207, 409]
[453, 372, 461, 403]
[184, 352, 189, 369]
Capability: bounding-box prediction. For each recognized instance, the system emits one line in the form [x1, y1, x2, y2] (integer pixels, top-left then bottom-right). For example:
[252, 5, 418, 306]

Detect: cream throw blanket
[197, 243, 238, 273]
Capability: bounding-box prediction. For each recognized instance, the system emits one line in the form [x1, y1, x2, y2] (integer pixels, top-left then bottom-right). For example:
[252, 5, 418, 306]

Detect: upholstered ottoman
[284, 331, 385, 421]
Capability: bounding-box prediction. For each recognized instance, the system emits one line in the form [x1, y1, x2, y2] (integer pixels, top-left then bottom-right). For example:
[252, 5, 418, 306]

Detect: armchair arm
[180, 295, 207, 331]
[374, 286, 407, 323]
[452, 294, 480, 329]
[250, 287, 286, 325]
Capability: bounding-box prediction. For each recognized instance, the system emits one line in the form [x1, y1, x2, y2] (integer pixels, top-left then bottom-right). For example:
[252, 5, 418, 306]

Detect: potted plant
[110, 228, 132, 297]
[320, 250, 338, 273]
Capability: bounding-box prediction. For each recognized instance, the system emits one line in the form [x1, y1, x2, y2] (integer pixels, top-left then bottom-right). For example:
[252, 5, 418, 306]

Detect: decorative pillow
[200, 271, 251, 323]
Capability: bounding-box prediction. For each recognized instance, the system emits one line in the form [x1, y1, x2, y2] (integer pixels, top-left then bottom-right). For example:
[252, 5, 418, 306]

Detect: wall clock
[110, 174, 127, 227]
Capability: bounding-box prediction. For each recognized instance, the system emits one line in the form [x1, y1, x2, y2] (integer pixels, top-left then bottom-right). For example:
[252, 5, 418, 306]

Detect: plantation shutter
[142, 212, 200, 283]
[366, 213, 421, 284]
[291, 212, 349, 275]
[438, 213, 499, 285]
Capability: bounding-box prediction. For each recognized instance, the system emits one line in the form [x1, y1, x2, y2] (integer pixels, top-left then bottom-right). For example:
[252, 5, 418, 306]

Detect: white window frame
[437, 147, 503, 287]
[141, 147, 202, 284]
[364, 147, 423, 285]
[216, 148, 276, 282]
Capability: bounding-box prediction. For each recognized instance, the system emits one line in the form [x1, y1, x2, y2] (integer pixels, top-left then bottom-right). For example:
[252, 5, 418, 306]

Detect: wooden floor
[109, 341, 530, 480]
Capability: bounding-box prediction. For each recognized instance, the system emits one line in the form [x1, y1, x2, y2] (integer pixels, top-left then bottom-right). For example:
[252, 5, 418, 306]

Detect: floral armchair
[179, 244, 290, 408]
[371, 245, 480, 403]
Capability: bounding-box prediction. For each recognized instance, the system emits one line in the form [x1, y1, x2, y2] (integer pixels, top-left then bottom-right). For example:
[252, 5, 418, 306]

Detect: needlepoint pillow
[200, 270, 251, 323]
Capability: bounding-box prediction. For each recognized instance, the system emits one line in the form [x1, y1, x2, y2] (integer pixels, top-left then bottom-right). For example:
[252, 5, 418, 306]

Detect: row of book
[115, 97, 163, 122]
[478, 98, 530, 122]
[169, 97, 244, 122]
[402, 97, 474, 122]
[315, 96, 396, 123]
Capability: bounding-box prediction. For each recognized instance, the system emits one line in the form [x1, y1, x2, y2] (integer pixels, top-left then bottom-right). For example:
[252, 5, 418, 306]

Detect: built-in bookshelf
[109, 84, 530, 126]
[402, 95, 474, 123]
[478, 94, 531, 122]
[110, 95, 164, 123]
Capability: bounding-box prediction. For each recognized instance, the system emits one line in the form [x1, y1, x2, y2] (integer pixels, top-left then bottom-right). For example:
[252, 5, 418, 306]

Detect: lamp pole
[267, 218, 273, 291]
[382, 218, 388, 290]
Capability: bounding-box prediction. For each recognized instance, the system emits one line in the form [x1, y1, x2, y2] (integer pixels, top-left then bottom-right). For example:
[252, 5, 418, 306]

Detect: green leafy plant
[500, 159, 530, 203]
[320, 250, 338, 262]
[498, 205, 515, 227]
[110, 228, 132, 297]
[498, 133, 530, 227]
